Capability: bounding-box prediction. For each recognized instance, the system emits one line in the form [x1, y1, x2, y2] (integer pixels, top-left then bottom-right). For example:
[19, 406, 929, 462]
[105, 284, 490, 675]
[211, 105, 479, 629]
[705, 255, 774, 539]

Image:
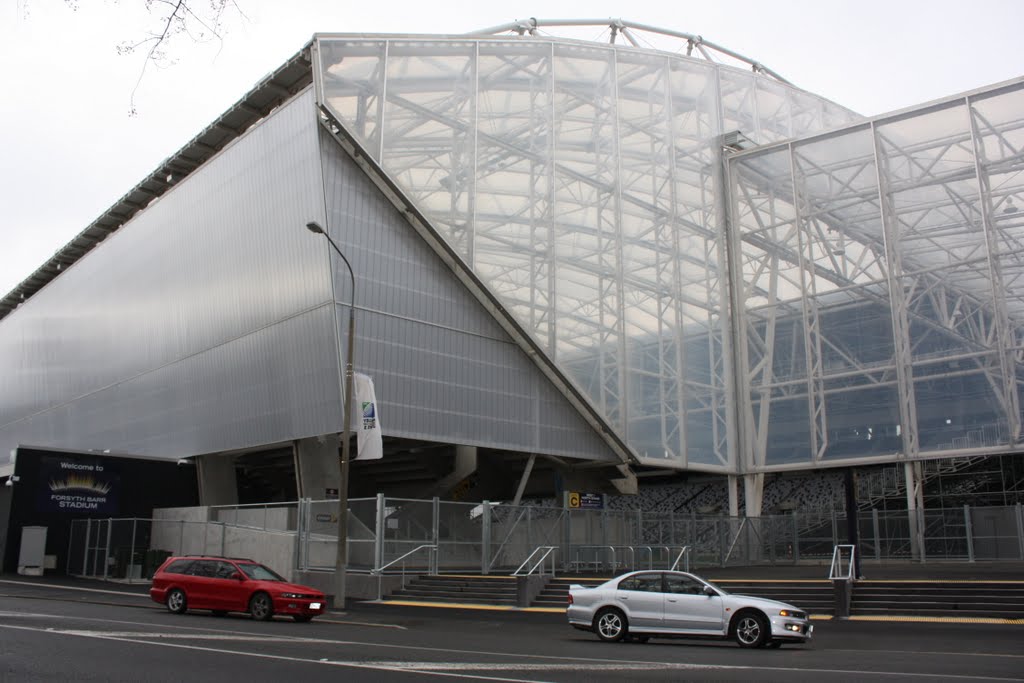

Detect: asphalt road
[0, 578, 1021, 682]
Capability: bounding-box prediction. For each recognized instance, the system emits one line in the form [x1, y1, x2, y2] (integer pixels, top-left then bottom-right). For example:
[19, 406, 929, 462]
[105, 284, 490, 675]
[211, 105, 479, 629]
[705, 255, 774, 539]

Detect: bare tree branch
[37, 0, 246, 116]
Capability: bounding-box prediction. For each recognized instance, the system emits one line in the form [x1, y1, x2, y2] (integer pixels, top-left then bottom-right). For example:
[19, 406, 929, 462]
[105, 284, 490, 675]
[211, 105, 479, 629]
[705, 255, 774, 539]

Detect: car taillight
[567, 593, 573, 605]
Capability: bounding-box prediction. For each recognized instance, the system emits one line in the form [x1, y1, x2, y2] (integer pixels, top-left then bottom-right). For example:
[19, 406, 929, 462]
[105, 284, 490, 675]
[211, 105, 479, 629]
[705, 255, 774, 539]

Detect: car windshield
[237, 563, 286, 581]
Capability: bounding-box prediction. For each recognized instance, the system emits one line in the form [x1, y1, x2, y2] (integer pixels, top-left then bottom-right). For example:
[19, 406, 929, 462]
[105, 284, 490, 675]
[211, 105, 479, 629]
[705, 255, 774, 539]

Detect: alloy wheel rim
[737, 617, 760, 644]
[599, 613, 621, 638]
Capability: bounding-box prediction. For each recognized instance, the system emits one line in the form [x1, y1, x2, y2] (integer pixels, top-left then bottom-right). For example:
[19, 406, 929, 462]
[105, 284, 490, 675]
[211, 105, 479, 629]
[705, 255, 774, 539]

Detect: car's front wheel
[733, 611, 769, 648]
[166, 588, 187, 615]
[594, 607, 628, 643]
[249, 592, 274, 621]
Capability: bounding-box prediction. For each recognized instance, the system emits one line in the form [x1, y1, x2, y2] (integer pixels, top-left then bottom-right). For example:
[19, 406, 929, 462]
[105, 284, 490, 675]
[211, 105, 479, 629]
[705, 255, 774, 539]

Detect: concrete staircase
[531, 577, 603, 608]
[850, 581, 1024, 618]
[381, 574, 1024, 620]
[385, 575, 519, 606]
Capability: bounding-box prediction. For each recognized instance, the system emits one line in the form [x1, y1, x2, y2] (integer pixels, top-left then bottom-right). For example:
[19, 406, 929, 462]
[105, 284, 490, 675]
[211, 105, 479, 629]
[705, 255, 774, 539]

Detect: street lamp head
[305, 221, 325, 235]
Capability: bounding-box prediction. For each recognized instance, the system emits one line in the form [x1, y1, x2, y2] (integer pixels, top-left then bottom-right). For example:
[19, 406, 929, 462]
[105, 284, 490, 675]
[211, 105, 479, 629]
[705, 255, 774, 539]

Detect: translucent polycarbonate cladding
[315, 131, 617, 459]
[732, 80, 1024, 467]
[315, 36, 857, 469]
[0, 90, 343, 460]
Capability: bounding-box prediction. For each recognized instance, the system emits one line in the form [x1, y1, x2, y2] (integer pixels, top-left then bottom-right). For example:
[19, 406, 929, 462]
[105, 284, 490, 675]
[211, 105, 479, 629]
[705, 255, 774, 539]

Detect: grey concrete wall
[295, 436, 341, 500]
[214, 506, 296, 532]
[197, 455, 238, 507]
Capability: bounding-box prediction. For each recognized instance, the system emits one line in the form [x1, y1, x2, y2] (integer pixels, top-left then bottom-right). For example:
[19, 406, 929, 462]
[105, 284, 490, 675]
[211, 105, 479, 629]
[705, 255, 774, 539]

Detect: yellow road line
[846, 615, 1024, 624]
[855, 579, 1024, 584]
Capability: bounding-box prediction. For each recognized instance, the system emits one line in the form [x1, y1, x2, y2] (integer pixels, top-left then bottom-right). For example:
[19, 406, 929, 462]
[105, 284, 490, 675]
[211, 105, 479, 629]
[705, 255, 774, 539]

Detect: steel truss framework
[311, 27, 1023, 475]
[731, 81, 1024, 471]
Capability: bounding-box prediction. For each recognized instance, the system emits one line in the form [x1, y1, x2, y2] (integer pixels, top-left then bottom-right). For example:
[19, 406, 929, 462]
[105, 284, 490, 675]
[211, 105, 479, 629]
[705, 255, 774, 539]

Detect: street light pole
[305, 220, 355, 610]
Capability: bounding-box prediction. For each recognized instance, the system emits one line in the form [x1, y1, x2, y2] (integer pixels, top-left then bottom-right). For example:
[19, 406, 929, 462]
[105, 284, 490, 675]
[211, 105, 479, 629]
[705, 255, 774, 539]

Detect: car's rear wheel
[166, 589, 187, 615]
[733, 611, 769, 648]
[249, 592, 274, 621]
[594, 607, 628, 643]
[292, 615, 313, 623]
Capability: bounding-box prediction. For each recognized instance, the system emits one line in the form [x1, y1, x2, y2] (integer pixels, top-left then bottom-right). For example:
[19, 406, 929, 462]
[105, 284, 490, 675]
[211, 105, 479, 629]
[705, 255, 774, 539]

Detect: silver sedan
[567, 570, 813, 648]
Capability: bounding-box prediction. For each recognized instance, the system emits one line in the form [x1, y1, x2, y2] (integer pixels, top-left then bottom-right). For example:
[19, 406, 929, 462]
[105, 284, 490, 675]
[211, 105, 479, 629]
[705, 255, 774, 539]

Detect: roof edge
[0, 44, 317, 322]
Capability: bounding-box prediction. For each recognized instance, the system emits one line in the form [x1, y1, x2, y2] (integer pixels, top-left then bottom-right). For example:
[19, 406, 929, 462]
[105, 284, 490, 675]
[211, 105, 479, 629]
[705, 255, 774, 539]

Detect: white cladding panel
[0, 90, 342, 459]
[0, 86, 618, 464]
[318, 130, 617, 460]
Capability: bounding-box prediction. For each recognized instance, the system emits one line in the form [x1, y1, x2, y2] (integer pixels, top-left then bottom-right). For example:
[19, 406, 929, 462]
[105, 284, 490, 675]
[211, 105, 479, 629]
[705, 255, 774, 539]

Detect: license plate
[310, 602, 322, 610]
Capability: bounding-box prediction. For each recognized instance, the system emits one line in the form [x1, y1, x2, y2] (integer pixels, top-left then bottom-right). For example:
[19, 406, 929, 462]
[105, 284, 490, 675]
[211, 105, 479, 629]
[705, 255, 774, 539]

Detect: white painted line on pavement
[0, 578, 148, 598]
[0, 622, 1020, 682]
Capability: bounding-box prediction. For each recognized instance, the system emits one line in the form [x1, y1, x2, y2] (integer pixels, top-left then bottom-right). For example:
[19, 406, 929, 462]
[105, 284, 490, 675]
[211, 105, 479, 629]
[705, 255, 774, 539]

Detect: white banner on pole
[352, 372, 383, 460]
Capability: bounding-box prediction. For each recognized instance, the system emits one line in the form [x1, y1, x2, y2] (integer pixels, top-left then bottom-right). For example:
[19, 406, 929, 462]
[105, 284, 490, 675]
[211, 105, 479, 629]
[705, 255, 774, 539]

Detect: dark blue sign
[568, 492, 604, 509]
[37, 456, 119, 515]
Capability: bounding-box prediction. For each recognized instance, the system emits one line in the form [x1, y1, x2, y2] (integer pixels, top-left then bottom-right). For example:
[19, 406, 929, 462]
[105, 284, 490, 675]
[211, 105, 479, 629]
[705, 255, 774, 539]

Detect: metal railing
[513, 546, 557, 577]
[829, 545, 857, 580]
[670, 545, 692, 572]
[64, 501, 1024, 587]
[371, 543, 437, 601]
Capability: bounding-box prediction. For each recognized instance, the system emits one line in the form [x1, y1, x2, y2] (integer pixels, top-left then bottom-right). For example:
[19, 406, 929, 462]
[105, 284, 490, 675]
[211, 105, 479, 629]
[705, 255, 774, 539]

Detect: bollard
[832, 578, 852, 618]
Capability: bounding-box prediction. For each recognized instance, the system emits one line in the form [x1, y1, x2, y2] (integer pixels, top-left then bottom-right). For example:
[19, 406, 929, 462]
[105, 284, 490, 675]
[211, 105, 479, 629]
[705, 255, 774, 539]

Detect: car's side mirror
[231, 572, 245, 581]
[703, 585, 716, 597]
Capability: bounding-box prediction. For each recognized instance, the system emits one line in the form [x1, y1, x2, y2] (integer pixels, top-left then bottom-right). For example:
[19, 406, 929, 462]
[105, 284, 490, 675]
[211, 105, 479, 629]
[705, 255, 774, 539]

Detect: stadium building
[2, 20, 1023, 561]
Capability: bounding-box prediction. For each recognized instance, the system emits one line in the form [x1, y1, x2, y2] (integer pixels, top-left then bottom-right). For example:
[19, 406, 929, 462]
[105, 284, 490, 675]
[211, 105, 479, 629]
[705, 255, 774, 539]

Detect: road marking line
[0, 622, 1020, 682]
[847, 615, 1024, 625]
[0, 579, 148, 598]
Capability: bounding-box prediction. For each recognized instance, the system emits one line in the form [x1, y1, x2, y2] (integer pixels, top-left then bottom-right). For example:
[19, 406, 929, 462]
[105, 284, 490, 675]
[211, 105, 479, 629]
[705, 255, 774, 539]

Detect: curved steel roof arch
[466, 17, 792, 85]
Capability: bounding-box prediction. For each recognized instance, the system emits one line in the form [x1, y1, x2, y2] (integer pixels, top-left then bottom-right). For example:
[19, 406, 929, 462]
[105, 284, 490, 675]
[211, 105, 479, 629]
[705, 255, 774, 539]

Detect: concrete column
[295, 435, 341, 501]
[196, 454, 238, 506]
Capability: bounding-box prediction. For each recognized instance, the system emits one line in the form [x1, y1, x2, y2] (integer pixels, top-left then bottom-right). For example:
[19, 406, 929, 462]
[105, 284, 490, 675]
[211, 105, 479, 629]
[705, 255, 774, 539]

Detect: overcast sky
[2, 0, 1023, 297]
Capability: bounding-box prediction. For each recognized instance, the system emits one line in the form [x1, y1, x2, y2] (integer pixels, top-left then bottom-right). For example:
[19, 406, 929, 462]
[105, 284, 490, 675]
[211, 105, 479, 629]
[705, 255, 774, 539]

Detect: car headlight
[280, 593, 303, 599]
[778, 609, 806, 619]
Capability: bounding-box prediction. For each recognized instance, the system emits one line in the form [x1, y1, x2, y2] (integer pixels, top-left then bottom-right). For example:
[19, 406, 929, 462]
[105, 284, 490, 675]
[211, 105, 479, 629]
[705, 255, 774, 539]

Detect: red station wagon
[150, 555, 326, 622]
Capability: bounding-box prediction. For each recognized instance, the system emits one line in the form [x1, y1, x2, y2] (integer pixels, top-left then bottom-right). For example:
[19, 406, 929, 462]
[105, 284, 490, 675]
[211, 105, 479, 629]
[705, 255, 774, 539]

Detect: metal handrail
[670, 545, 692, 572]
[513, 546, 557, 577]
[373, 543, 438, 601]
[373, 544, 438, 575]
[573, 545, 617, 573]
[829, 544, 856, 580]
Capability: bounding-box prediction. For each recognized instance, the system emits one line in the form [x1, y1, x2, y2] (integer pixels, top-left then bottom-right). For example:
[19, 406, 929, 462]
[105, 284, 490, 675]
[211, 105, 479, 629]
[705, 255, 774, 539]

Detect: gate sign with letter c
[568, 492, 581, 508]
